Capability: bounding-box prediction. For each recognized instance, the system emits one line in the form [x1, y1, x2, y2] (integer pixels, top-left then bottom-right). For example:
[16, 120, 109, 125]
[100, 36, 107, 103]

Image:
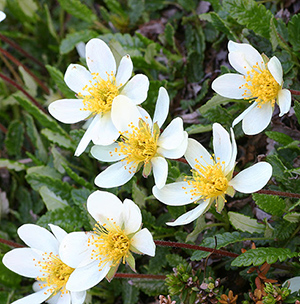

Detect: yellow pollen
[79, 71, 120, 115]
[242, 63, 280, 108]
[185, 160, 228, 201]
[118, 119, 160, 172]
[88, 221, 131, 269]
[35, 253, 74, 296]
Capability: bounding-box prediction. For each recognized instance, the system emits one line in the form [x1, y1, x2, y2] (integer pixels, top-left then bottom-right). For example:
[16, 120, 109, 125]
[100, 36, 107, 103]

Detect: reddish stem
[0, 47, 50, 94]
[290, 89, 300, 95]
[0, 238, 24, 248]
[0, 123, 7, 133]
[0, 72, 47, 114]
[257, 189, 300, 199]
[154, 240, 239, 258]
[175, 157, 188, 164]
[115, 273, 166, 280]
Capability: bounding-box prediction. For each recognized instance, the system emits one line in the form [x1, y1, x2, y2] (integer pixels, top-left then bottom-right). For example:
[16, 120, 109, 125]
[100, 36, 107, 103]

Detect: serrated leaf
[252, 193, 285, 216]
[265, 131, 294, 146]
[198, 94, 232, 115]
[132, 181, 147, 209]
[283, 212, 300, 223]
[60, 30, 99, 54]
[5, 120, 24, 156]
[128, 0, 144, 25]
[57, 0, 97, 23]
[186, 216, 206, 242]
[288, 14, 300, 51]
[19, 66, 38, 97]
[231, 247, 298, 267]
[294, 100, 300, 125]
[165, 254, 186, 267]
[131, 279, 167, 297]
[0, 159, 26, 171]
[186, 124, 212, 135]
[41, 128, 75, 150]
[63, 164, 94, 190]
[228, 212, 265, 233]
[122, 280, 139, 304]
[164, 23, 175, 48]
[39, 186, 68, 211]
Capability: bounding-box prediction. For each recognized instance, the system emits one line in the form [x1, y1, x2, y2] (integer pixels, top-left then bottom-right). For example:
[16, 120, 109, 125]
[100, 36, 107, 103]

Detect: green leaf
[128, 0, 144, 25]
[44, 4, 58, 40]
[223, 0, 273, 39]
[228, 212, 265, 233]
[131, 279, 167, 297]
[63, 164, 94, 190]
[283, 212, 300, 223]
[265, 131, 294, 146]
[198, 94, 232, 115]
[41, 128, 75, 150]
[0, 253, 22, 287]
[186, 124, 212, 135]
[122, 280, 139, 304]
[288, 14, 300, 51]
[294, 100, 300, 125]
[132, 181, 147, 209]
[164, 23, 175, 48]
[60, 30, 99, 54]
[39, 186, 68, 211]
[186, 216, 206, 242]
[5, 120, 24, 156]
[252, 193, 286, 217]
[231, 247, 299, 267]
[51, 146, 68, 174]
[0, 159, 26, 171]
[57, 0, 97, 23]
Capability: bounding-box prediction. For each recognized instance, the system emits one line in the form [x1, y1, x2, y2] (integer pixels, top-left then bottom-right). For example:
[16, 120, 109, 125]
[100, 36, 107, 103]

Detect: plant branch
[256, 189, 300, 199]
[290, 89, 300, 95]
[0, 238, 24, 248]
[115, 273, 166, 280]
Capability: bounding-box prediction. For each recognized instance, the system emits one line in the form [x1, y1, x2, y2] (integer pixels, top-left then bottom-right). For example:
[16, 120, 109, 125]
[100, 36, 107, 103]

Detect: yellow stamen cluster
[34, 253, 74, 296]
[184, 157, 228, 201]
[241, 63, 280, 108]
[118, 120, 159, 173]
[88, 221, 131, 269]
[80, 72, 120, 115]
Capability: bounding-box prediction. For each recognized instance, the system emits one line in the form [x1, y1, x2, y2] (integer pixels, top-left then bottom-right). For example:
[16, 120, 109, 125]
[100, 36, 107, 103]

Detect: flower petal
[242, 102, 273, 135]
[229, 162, 272, 193]
[86, 38, 116, 80]
[153, 87, 170, 128]
[153, 181, 199, 206]
[120, 74, 149, 104]
[152, 156, 168, 189]
[228, 41, 264, 75]
[64, 64, 93, 95]
[277, 89, 291, 117]
[11, 289, 51, 304]
[116, 54, 133, 87]
[267, 56, 283, 85]
[91, 143, 125, 162]
[184, 138, 213, 170]
[122, 199, 142, 235]
[18, 224, 59, 254]
[224, 128, 237, 175]
[67, 260, 111, 292]
[0, 11, 6, 22]
[48, 224, 67, 244]
[138, 106, 153, 127]
[71, 291, 87, 304]
[158, 131, 188, 159]
[94, 161, 135, 188]
[213, 123, 232, 167]
[166, 200, 210, 226]
[56, 292, 71, 304]
[48, 99, 90, 124]
[157, 117, 185, 150]
[2, 248, 42, 278]
[232, 102, 257, 128]
[211, 74, 247, 99]
[87, 190, 123, 228]
[130, 228, 155, 257]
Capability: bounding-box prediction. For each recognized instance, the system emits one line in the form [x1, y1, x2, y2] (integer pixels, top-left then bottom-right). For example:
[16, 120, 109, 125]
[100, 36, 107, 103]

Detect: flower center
[241, 64, 280, 107]
[184, 159, 228, 201]
[89, 221, 131, 269]
[34, 253, 74, 295]
[80, 72, 120, 115]
[118, 119, 160, 173]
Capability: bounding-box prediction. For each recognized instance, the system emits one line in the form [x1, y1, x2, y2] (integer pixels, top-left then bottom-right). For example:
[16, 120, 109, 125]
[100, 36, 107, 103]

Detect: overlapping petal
[158, 132, 188, 159]
[268, 56, 283, 85]
[277, 89, 291, 117]
[153, 87, 169, 128]
[122, 199, 142, 235]
[116, 55, 133, 87]
[152, 156, 168, 189]
[130, 228, 156, 256]
[91, 143, 124, 162]
[213, 123, 232, 166]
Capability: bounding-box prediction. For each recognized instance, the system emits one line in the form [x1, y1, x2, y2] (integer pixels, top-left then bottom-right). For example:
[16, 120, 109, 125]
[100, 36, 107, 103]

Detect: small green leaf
[265, 131, 294, 146]
[186, 124, 212, 135]
[252, 193, 286, 216]
[228, 212, 265, 233]
[288, 14, 300, 51]
[164, 23, 175, 48]
[294, 100, 300, 125]
[132, 181, 147, 209]
[41, 128, 75, 150]
[128, 0, 144, 25]
[0, 159, 26, 171]
[39, 186, 68, 211]
[283, 212, 300, 223]
[122, 280, 139, 304]
[63, 164, 94, 190]
[5, 120, 24, 156]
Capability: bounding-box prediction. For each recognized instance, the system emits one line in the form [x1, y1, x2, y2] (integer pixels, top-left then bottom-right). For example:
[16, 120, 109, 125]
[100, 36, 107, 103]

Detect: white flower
[0, 11, 6, 22]
[59, 190, 155, 292]
[48, 38, 149, 156]
[212, 41, 291, 135]
[2, 224, 86, 304]
[91, 87, 188, 189]
[153, 123, 272, 226]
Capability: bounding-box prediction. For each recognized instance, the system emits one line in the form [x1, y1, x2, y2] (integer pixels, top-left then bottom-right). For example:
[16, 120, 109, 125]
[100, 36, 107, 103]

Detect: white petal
[86, 38, 116, 80]
[277, 89, 291, 117]
[64, 64, 93, 95]
[75, 42, 86, 59]
[74, 115, 101, 157]
[48, 224, 67, 244]
[166, 200, 210, 226]
[130, 228, 155, 256]
[2, 248, 42, 278]
[184, 138, 213, 170]
[94, 161, 135, 188]
[267, 56, 283, 85]
[152, 157, 168, 189]
[153, 87, 170, 128]
[138, 106, 153, 127]
[56, 292, 71, 304]
[44, 291, 61, 304]
[12, 289, 50, 304]
[67, 261, 111, 292]
[211, 74, 247, 99]
[120, 74, 149, 104]
[228, 41, 264, 75]
[91, 112, 119, 146]
[242, 102, 273, 135]
[158, 131, 188, 159]
[18, 224, 59, 254]
[70, 291, 87, 304]
[91, 143, 125, 162]
[87, 190, 123, 229]
[153, 181, 199, 206]
[213, 123, 232, 167]
[157, 117, 185, 150]
[0, 11, 6, 22]
[59, 232, 93, 268]
[122, 199, 142, 235]
[229, 162, 272, 193]
[232, 102, 257, 128]
[224, 128, 237, 175]
[48, 99, 90, 124]
[116, 55, 133, 87]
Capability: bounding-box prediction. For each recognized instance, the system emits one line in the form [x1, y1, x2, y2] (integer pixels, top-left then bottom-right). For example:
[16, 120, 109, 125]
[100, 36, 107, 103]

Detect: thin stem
[257, 189, 300, 199]
[174, 157, 188, 164]
[154, 240, 239, 258]
[0, 238, 24, 248]
[115, 273, 166, 280]
[0, 72, 47, 114]
[290, 89, 300, 96]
